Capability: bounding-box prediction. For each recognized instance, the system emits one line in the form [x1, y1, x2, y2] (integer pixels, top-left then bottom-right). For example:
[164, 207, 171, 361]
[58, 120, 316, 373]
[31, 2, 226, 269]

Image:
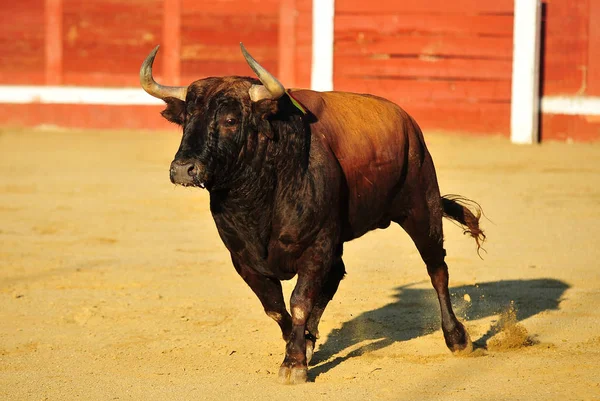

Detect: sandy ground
[1, 126, 599, 400]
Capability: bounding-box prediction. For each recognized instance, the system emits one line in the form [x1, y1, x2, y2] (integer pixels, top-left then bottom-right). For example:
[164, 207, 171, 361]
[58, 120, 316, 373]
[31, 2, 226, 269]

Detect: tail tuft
[441, 195, 486, 257]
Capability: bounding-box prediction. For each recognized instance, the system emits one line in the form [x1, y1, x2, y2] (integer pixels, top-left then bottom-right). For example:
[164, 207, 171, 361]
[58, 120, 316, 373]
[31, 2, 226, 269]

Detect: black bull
[139, 44, 485, 384]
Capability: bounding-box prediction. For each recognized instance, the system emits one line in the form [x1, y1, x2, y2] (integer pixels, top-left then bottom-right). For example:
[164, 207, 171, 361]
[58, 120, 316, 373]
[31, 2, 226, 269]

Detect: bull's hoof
[278, 365, 308, 385]
[451, 330, 473, 355]
[445, 322, 473, 355]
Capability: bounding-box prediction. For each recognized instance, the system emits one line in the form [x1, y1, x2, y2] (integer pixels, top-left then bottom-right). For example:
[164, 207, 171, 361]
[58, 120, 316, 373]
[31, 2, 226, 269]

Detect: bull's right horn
[140, 46, 187, 101]
[240, 43, 286, 101]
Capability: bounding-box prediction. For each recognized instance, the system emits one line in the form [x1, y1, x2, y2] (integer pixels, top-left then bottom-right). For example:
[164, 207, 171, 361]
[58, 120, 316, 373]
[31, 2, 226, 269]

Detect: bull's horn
[240, 43, 286, 101]
[140, 45, 187, 101]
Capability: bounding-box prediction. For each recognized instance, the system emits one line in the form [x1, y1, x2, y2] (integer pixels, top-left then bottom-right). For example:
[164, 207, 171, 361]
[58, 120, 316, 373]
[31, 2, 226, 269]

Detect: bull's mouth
[192, 175, 208, 189]
[176, 181, 204, 188]
[175, 175, 209, 189]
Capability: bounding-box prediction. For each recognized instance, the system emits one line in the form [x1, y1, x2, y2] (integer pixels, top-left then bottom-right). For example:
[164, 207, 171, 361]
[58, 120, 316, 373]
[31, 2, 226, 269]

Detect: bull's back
[291, 90, 421, 239]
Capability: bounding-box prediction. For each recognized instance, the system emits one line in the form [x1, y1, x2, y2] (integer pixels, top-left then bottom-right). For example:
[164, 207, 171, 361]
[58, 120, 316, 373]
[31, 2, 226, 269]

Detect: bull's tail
[441, 195, 486, 256]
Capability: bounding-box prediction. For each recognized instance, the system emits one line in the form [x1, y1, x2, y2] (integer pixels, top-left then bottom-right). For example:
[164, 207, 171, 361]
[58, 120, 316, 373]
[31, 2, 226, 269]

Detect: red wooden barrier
[0, 0, 597, 141]
[62, 0, 164, 87]
[278, 0, 297, 87]
[0, 1, 45, 85]
[539, 0, 599, 140]
[333, 0, 513, 135]
[589, 0, 600, 95]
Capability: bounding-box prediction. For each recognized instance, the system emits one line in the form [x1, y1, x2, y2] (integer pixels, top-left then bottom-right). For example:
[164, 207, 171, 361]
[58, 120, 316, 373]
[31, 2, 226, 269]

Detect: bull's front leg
[232, 257, 293, 341]
[279, 248, 332, 384]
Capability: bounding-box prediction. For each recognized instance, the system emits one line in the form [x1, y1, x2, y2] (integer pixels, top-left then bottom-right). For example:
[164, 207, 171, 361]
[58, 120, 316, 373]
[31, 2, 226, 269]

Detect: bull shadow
[309, 278, 569, 379]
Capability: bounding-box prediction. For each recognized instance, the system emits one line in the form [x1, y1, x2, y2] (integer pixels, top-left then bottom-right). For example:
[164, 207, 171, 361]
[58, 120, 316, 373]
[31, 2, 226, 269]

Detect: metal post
[510, 0, 542, 144]
[311, 0, 335, 91]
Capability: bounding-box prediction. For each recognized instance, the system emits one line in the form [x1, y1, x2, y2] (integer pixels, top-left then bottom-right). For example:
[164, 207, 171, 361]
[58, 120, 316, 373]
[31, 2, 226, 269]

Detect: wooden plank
[60, 0, 281, 86]
[587, 0, 600, 95]
[62, 43, 166, 87]
[181, 4, 282, 83]
[181, 27, 278, 50]
[335, 34, 512, 59]
[180, 12, 278, 80]
[180, 43, 277, 63]
[180, 13, 278, 47]
[62, 72, 153, 87]
[541, 114, 600, 142]
[336, 0, 514, 15]
[334, 78, 511, 102]
[179, 9, 279, 81]
[10, 102, 600, 140]
[334, 56, 512, 80]
[278, 0, 297, 87]
[182, 0, 278, 15]
[162, 0, 181, 85]
[404, 101, 510, 134]
[335, 14, 514, 36]
[0, 103, 176, 131]
[45, 0, 63, 85]
[181, 60, 279, 83]
[294, 0, 312, 88]
[0, 98, 509, 134]
[540, 0, 588, 95]
[0, 1, 45, 85]
[0, 72, 46, 86]
[542, 60, 587, 95]
[62, 0, 163, 86]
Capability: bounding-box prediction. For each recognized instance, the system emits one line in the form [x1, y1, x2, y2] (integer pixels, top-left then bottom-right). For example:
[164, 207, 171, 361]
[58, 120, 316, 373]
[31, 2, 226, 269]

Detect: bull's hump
[293, 90, 410, 236]
[302, 90, 407, 174]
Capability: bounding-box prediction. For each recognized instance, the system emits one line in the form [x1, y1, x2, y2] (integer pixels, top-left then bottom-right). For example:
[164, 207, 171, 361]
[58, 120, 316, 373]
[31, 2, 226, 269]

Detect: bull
[139, 43, 485, 384]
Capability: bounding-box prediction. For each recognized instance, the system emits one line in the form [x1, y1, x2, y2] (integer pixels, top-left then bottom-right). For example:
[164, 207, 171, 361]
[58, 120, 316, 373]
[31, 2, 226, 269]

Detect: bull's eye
[224, 117, 238, 127]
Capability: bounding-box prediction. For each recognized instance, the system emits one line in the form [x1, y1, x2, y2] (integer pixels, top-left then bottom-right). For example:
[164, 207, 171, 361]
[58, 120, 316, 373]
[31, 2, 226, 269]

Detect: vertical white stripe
[311, 0, 335, 91]
[510, 0, 542, 144]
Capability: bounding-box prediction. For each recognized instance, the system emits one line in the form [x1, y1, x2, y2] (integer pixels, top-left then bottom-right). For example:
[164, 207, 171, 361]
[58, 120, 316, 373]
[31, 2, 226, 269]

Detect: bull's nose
[170, 160, 197, 186]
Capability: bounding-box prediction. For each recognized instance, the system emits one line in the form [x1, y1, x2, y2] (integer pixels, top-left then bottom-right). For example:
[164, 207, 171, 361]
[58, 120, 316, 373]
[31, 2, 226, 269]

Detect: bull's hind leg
[397, 197, 472, 353]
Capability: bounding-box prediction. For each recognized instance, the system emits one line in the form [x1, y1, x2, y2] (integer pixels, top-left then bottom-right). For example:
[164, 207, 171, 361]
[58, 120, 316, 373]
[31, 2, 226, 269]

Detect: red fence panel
[0, 1, 45, 85]
[62, 0, 164, 87]
[180, 0, 279, 84]
[0, 0, 598, 140]
[333, 2, 513, 134]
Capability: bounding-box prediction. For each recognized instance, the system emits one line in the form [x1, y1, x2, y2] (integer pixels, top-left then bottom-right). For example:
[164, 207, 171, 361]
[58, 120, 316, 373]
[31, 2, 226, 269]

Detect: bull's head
[139, 44, 290, 190]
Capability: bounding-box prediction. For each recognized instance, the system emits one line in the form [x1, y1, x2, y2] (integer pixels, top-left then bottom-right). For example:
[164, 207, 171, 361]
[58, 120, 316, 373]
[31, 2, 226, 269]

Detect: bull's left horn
[240, 43, 286, 101]
[140, 45, 187, 101]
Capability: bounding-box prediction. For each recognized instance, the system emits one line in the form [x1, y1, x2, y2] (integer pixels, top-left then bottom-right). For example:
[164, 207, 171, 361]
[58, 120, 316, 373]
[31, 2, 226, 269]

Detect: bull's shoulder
[290, 89, 426, 238]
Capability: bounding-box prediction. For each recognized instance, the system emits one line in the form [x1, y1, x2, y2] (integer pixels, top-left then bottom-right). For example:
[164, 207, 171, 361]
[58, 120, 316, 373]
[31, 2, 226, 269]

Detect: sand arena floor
[1, 127, 599, 400]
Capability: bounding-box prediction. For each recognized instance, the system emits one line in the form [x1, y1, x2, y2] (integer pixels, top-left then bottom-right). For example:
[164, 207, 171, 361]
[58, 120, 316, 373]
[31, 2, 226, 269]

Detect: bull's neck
[218, 116, 308, 197]
[208, 125, 309, 261]
[209, 116, 309, 220]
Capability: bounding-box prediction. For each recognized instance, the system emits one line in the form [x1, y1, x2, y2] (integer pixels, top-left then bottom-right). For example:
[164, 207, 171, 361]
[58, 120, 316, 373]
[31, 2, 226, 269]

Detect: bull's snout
[169, 160, 204, 188]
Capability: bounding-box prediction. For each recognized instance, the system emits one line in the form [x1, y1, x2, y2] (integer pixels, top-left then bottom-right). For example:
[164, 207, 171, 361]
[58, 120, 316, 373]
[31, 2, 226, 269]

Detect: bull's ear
[253, 98, 278, 119]
[160, 97, 186, 125]
[252, 99, 278, 139]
